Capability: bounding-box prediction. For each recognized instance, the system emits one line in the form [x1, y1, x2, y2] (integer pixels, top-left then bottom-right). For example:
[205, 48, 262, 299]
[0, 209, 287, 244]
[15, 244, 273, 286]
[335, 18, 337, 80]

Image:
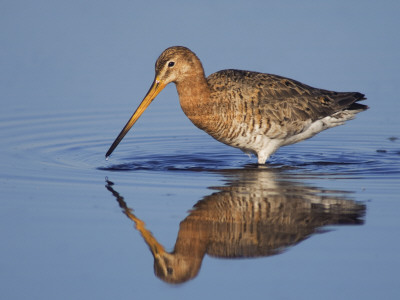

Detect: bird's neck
[175, 74, 212, 130]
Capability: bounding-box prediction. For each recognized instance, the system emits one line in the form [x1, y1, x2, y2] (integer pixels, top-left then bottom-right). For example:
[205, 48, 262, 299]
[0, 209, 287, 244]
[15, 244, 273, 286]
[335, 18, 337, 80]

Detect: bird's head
[105, 46, 201, 158]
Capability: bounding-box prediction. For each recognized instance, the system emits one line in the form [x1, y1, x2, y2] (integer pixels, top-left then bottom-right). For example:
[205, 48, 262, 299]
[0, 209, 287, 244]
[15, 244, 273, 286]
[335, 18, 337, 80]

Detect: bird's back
[206, 69, 366, 135]
[202, 69, 367, 163]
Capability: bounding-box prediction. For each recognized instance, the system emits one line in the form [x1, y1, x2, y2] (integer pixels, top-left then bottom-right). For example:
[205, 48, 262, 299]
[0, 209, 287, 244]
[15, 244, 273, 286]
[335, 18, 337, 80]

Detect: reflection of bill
[105, 169, 365, 284]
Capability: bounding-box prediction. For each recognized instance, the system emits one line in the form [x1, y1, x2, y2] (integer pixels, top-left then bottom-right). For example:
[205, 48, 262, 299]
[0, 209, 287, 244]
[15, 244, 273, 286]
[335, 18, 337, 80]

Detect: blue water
[1, 1, 400, 299]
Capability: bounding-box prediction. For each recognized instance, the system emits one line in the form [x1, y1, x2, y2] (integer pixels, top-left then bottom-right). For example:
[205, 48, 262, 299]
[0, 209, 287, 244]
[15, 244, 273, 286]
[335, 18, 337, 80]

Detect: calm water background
[1, 1, 400, 299]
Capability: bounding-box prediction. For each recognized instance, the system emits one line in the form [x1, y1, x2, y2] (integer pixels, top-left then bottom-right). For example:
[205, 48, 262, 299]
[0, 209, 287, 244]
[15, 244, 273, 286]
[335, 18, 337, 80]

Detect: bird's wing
[208, 70, 365, 137]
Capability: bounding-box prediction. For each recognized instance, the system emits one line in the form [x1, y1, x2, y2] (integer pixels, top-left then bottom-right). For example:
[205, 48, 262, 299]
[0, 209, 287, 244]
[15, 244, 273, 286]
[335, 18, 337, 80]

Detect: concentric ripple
[0, 108, 399, 185]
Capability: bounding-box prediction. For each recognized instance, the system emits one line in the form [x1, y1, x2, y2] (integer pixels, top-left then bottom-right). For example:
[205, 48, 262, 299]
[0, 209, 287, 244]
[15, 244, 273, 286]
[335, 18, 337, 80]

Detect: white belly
[226, 110, 361, 164]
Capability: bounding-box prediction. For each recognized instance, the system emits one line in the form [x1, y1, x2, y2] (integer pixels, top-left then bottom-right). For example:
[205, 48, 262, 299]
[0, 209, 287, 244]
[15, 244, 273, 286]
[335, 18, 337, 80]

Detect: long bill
[105, 78, 166, 158]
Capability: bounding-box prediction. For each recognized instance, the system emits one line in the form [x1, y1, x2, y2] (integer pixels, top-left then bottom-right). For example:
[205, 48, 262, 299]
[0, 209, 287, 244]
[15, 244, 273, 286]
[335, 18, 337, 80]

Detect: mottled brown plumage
[106, 46, 368, 163]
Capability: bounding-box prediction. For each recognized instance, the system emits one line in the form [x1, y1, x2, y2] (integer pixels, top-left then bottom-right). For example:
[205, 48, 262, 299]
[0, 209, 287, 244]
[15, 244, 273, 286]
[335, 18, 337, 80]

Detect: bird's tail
[334, 92, 368, 111]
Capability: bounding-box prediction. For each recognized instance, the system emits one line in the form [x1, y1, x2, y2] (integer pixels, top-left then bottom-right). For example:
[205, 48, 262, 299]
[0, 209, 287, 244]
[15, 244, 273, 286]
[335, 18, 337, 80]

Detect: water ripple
[1, 108, 399, 183]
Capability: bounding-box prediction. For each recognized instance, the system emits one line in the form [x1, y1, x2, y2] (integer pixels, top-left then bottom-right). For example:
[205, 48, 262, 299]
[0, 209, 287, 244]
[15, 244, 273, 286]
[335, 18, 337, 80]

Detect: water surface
[1, 104, 399, 299]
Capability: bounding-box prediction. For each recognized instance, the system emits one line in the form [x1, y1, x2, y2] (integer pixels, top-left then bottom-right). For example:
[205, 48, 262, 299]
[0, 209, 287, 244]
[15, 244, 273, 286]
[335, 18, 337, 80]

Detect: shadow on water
[99, 152, 245, 172]
[98, 152, 360, 173]
[98, 142, 400, 177]
[105, 167, 365, 284]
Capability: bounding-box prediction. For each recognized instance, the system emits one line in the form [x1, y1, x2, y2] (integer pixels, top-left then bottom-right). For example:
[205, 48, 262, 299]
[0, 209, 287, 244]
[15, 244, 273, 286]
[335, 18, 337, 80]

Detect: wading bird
[106, 46, 367, 163]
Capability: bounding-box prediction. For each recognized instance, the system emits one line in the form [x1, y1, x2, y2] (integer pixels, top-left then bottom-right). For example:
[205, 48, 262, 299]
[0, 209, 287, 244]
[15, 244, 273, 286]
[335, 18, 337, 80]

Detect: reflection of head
[153, 252, 202, 284]
[105, 179, 206, 284]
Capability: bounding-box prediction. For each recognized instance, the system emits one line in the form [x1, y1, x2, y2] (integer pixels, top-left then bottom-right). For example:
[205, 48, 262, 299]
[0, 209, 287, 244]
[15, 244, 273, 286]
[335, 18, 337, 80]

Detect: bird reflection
[105, 168, 365, 284]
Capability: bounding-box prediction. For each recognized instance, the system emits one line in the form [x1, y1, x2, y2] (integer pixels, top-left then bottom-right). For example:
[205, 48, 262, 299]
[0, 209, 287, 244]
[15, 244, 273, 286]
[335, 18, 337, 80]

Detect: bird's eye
[168, 61, 175, 67]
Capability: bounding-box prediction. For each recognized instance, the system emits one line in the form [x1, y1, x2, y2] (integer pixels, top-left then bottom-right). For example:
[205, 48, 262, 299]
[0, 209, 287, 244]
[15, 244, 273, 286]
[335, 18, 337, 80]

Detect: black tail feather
[348, 102, 369, 111]
[334, 92, 367, 110]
